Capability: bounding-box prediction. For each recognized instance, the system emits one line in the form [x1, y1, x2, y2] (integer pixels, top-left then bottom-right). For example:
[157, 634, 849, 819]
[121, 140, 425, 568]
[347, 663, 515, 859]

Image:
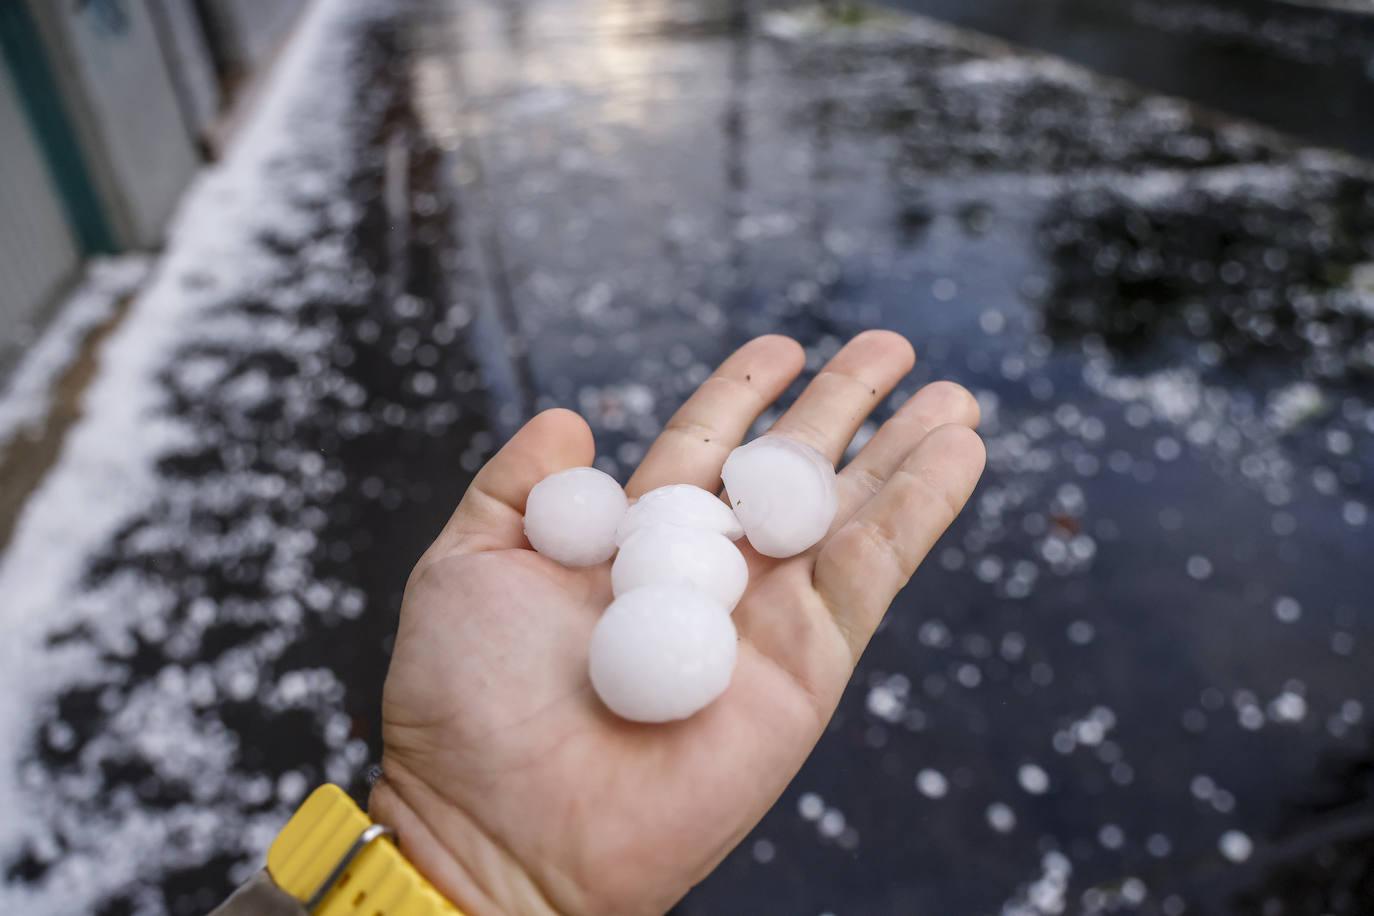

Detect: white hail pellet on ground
[612, 525, 749, 611]
[614, 483, 744, 545]
[523, 466, 627, 566]
[721, 435, 838, 558]
[588, 584, 738, 722]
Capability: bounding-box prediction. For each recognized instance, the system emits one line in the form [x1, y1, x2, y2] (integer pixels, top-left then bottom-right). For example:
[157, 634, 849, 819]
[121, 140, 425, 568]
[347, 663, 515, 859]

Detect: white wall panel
[0, 55, 80, 348]
[37, 0, 200, 247]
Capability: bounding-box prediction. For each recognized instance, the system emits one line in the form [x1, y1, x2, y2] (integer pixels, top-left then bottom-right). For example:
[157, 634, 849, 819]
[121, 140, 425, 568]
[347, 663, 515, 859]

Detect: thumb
[427, 408, 596, 556]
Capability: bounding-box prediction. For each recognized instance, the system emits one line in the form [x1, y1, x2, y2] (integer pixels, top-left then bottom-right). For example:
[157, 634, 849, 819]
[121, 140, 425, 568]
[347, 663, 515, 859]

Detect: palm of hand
[370, 334, 985, 916]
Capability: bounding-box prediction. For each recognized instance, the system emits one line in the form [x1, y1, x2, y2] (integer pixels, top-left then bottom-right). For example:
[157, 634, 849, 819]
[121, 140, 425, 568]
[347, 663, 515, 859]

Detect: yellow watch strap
[268, 784, 464, 916]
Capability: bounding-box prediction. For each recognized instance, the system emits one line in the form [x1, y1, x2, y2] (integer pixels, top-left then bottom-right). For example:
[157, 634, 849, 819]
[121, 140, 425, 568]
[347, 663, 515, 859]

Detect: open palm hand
[369, 332, 985, 916]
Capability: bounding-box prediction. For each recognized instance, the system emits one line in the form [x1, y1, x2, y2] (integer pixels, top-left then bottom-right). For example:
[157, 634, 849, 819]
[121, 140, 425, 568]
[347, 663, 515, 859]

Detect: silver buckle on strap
[305, 822, 398, 912]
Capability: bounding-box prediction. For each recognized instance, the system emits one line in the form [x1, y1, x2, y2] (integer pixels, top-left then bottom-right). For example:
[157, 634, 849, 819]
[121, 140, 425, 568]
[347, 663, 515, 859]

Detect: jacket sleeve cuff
[208, 868, 307, 916]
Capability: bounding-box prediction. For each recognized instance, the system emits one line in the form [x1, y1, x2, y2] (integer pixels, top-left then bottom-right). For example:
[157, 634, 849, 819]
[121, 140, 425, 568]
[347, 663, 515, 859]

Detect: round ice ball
[589, 584, 737, 722]
[614, 483, 744, 545]
[612, 525, 749, 611]
[721, 435, 838, 558]
[523, 467, 628, 567]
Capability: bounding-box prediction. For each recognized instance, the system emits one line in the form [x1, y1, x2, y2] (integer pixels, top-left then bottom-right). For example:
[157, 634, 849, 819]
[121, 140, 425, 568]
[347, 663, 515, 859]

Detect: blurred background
[1, 0, 1372, 913]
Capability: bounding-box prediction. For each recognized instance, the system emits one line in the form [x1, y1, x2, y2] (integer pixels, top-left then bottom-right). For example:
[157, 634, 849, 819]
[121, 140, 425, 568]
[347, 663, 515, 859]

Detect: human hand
[369, 332, 985, 916]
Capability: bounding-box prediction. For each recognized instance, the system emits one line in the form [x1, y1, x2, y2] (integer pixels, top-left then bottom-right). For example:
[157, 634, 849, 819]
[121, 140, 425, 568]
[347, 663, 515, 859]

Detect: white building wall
[147, 0, 222, 139]
[30, 0, 201, 248]
[207, 0, 306, 73]
[0, 53, 81, 349]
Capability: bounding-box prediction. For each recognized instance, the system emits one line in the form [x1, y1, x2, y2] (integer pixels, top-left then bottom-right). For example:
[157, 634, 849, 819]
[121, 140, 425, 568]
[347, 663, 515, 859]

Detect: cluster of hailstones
[523, 436, 839, 722]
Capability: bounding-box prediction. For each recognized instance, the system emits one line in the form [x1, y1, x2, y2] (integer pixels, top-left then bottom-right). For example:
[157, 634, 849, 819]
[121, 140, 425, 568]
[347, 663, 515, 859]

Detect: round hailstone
[589, 584, 737, 722]
[612, 526, 749, 611]
[614, 483, 744, 545]
[721, 435, 838, 558]
[523, 467, 627, 567]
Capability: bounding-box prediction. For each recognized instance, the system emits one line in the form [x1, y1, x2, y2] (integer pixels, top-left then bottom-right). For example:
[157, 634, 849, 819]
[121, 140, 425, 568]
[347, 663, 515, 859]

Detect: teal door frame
[0, 1, 117, 254]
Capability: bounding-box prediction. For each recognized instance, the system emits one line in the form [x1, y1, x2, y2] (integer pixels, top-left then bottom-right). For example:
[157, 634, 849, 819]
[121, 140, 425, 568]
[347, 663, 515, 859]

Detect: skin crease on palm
[368, 331, 987, 916]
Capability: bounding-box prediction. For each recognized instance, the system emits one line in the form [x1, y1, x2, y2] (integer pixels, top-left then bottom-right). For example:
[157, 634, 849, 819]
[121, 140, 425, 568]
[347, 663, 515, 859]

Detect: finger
[430, 408, 595, 555]
[627, 335, 805, 497]
[837, 380, 980, 517]
[814, 424, 985, 661]
[766, 330, 915, 465]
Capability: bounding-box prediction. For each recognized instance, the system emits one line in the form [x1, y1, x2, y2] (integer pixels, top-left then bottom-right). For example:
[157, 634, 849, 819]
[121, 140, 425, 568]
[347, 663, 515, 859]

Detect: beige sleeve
[207, 869, 307, 916]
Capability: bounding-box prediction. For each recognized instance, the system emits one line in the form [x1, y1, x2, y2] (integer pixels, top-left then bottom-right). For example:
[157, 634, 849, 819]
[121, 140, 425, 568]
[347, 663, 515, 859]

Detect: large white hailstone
[721, 435, 838, 558]
[612, 526, 749, 611]
[589, 584, 737, 722]
[523, 467, 628, 567]
[614, 483, 744, 545]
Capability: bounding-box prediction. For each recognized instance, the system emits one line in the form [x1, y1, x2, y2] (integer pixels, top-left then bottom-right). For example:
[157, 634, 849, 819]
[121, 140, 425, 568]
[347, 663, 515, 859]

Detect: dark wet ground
[884, 0, 1374, 160]
[6, 1, 1374, 914]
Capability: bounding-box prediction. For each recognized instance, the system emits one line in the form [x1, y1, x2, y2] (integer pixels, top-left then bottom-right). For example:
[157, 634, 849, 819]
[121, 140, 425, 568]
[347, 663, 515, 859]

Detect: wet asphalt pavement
[883, 0, 1374, 160]
[3, 1, 1373, 914]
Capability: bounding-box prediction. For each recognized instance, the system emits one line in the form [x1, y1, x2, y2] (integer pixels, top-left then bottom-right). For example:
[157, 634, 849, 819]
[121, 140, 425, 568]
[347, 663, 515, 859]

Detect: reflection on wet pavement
[2, 0, 1371, 913]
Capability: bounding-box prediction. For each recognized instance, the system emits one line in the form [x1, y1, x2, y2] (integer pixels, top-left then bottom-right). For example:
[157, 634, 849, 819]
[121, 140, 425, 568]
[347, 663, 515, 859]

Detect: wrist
[368, 763, 570, 916]
[260, 783, 459, 916]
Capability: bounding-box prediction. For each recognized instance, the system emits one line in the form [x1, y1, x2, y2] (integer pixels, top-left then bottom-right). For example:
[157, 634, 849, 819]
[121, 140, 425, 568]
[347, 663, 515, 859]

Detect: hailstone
[614, 483, 744, 545]
[720, 435, 838, 558]
[588, 584, 737, 722]
[523, 467, 627, 566]
[612, 526, 749, 611]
